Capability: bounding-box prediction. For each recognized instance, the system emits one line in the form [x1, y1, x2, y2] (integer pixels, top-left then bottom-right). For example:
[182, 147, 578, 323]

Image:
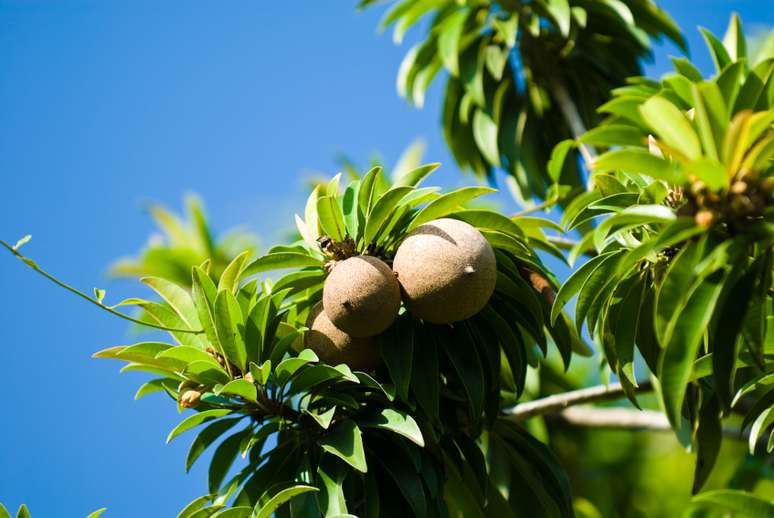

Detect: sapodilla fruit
[393, 218, 496, 324]
[304, 302, 381, 371]
[322, 255, 401, 337]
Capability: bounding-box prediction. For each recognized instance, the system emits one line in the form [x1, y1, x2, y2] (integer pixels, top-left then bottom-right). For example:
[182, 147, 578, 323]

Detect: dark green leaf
[319, 420, 367, 473]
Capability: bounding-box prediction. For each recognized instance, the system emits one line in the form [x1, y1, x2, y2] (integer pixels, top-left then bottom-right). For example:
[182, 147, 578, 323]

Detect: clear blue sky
[0, 1, 769, 516]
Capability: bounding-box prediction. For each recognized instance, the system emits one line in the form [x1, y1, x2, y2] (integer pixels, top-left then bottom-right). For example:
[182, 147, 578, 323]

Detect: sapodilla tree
[4, 10, 774, 518]
[3, 162, 581, 516]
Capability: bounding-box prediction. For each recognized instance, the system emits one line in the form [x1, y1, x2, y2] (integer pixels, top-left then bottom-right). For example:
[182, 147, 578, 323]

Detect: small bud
[695, 210, 715, 229]
[730, 181, 747, 194]
[244, 372, 255, 383]
[180, 390, 201, 408]
[464, 265, 476, 274]
[691, 181, 707, 195]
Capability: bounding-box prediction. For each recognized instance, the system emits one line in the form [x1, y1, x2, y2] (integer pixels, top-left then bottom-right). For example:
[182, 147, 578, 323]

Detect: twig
[1, 238, 203, 334]
[549, 407, 746, 440]
[503, 381, 654, 421]
[545, 235, 598, 257]
[546, 76, 596, 169]
[513, 198, 557, 218]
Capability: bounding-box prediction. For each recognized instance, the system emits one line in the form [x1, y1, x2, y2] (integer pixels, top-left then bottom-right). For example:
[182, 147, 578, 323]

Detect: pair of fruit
[304, 218, 497, 370]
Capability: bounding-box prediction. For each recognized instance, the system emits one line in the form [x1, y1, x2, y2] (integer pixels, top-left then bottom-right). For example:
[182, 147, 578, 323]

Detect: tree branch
[503, 381, 653, 421]
[549, 407, 746, 440]
[545, 76, 596, 168]
[545, 235, 598, 257]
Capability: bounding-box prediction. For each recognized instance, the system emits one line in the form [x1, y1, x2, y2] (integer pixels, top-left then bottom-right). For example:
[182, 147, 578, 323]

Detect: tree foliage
[2, 6, 774, 518]
[362, 0, 684, 203]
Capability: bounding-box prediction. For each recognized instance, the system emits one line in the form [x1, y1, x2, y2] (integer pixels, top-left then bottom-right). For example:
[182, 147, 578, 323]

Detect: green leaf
[713, 265, 760, 408]
[443, 325, 485, 421]
[193, 266, 223, 352]
[286, 364, 355, 396]
[380, 314, 413, 401]
[438, 9, 468, 76]
[700, 27, 732, 73]
[451, 209, 524, 237]
[472, 110, 500, 167]
[409, 186, 495, 231]
[594, 204, 676, 250]
[693, 394, 721, 493]
[546, 0, 571, 36]
[216, 379, 257, 402]
[317, 195, 347, 241]
[218, 251, 251, 294]
[359, 408, 424, 446]
[243, 253, 323, 277]
[316, 459, 349, 516]
[547, 140, 575, 183]
[373, 443, 428, 517]
[733, 373, 774, 408]
[660, 269, 728, 429]
[184, 360, 230, 385]
[144, 277, 202, 329]
[410, 325, 440, 421]
[671, 57, 703, 81]
[0, 504, 9, 518]
[176, 496, 212, 518]
[363, 186, 414, 244]
[551, 252, 617, 324]
[15, 506, 30, 518]
[249, 360, 272, 386]
[209, 429, 250, 494]
[655, 240, 707, 345]
[167, 409, 234, 443]
[214, 290, 247, 372]
[306, 406, 337, 429]
[254, 485, 319, 518]
[394, 162, 440, 188]
[275, 348, 319, 385]
[85, 509, 107, 518]
[685, 158, 727, 191]
[319, 420, 367, 473]
[156, 346, 221, 369]
[211, 507, 252, 518]
[750, 407, 774, 455]
[186, 417, 242, 472]
[689, 489, 774, 516]
[134, 378, 170, 400]
[575, 251, 625, 332]
[593, 149, 685, 184]
[639, 95, 702, 160]
[581, 125, 646, 147]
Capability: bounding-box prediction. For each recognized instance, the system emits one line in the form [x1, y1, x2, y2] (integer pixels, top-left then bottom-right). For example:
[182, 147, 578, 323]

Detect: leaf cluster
[363, 0, 684, 202]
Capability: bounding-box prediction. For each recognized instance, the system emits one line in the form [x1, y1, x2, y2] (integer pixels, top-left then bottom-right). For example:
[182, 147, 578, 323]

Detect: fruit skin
[304, 302, 381, 371]
[323, 255, 401, 337]
[393, 218, 496, 324]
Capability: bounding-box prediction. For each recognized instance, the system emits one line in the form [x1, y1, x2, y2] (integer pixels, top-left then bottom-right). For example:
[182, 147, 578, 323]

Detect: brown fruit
[304, 302, 381, 371]
[323, 255, 401, 337]
[393, 218, 497, 324]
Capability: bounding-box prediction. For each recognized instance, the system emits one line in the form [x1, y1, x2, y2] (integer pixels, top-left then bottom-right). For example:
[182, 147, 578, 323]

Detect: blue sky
[0, 1, 769, 516]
